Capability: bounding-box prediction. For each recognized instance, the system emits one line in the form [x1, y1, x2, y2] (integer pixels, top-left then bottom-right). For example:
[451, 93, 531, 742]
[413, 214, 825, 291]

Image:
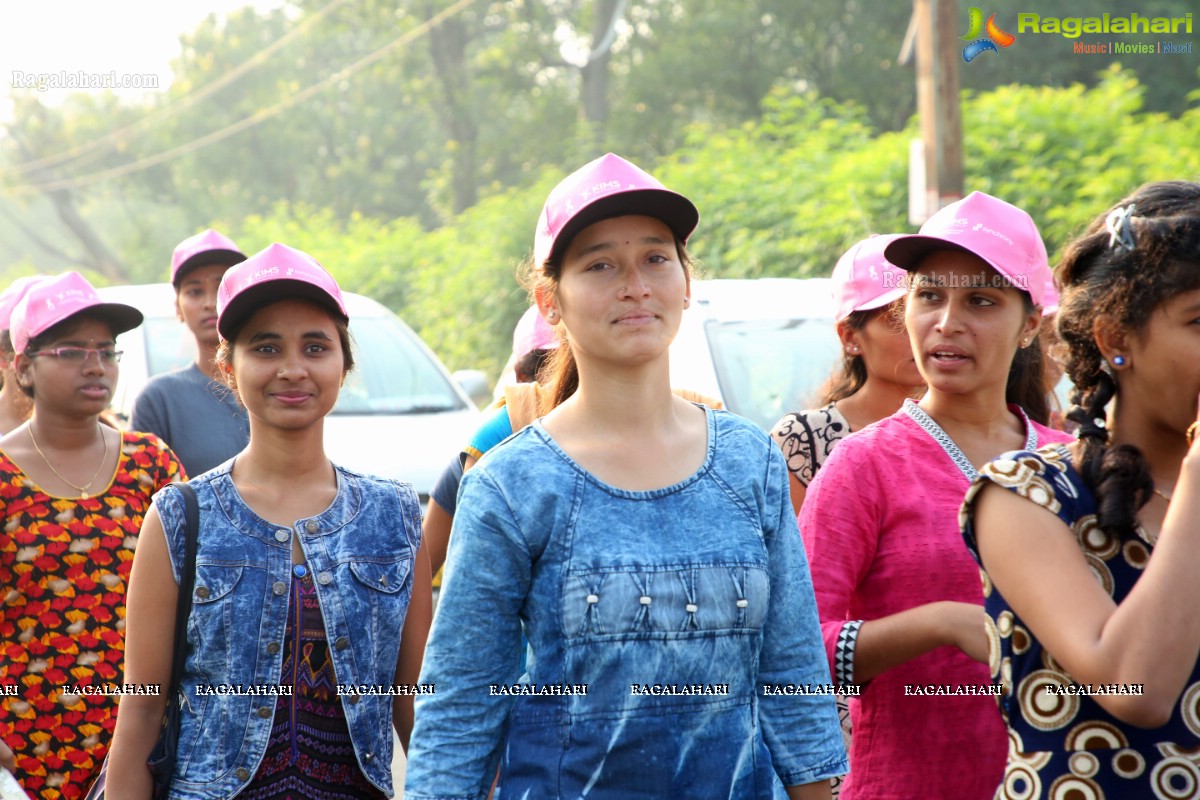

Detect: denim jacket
[405, 407, 847, 800]
[154, 461, 422, 799]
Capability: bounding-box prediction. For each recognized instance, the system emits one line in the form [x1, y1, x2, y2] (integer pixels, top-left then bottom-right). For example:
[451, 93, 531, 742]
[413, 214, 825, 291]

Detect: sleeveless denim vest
[155, 461, 422, 799]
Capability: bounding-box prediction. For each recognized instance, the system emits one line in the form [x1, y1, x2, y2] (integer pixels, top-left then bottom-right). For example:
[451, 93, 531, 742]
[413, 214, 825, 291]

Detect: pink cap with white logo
[216, 243, 347, 341]
[831, 234, 908, 322]
[10, 271, 143, 353]
[884, 191, 1050, 307]
[0, 275, 48, 334]
[171, 229, 246, 287]
[511, 305, 559, 361]
[534, 153, 698, 267]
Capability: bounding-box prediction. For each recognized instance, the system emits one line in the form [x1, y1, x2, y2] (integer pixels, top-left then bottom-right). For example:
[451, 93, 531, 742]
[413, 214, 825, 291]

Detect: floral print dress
[0, 431, 183, 800]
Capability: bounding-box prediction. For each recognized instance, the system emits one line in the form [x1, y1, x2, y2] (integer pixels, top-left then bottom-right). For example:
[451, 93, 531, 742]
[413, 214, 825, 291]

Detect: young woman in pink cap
[771, 234, 923, 516]
[0, 272, 184, 800]
[131, 229, 250, 478]
[0, 276, 45, 435]
[768, 234, 923, 798]
[962, 181, 1200, 799]
[108, 244, 431, 799]
[799, 192, 1073, 799]
[406, 154, 846, 800]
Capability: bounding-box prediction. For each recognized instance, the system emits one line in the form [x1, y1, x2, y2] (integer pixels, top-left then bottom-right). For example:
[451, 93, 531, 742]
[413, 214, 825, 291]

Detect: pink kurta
[799, 400, 1071, 800]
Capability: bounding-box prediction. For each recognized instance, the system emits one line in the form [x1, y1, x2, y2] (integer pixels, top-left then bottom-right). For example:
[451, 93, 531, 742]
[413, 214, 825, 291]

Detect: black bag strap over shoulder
[167, 482, 199, 703]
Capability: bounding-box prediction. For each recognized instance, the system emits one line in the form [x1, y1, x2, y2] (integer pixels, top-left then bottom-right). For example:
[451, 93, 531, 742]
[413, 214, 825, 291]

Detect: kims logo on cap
[961, 7, 1016, 62]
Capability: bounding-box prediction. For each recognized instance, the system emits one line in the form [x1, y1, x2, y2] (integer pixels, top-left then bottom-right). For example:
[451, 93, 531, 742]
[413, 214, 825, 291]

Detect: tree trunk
[580, 0, 624, 146]
[425, 3, 478, 214]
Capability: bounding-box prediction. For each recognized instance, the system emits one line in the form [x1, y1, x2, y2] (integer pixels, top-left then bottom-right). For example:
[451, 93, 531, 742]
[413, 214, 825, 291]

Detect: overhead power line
[10, 0, 480, 197]
[0, 0, 348, 180]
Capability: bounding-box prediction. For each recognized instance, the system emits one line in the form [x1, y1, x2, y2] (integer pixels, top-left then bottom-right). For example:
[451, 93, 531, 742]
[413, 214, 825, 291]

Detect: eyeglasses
[28, 347, 123, 364]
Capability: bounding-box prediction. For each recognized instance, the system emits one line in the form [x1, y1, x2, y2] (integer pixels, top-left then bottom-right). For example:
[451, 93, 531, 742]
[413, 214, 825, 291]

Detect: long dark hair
[1057, 180, 1200, 536]
[1007, 293, 1048, 426]
[521, 235, 695, 412]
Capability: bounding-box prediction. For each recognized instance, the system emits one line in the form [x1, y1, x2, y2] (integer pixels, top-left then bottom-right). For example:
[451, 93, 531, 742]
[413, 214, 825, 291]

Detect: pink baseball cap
[171, 228, 246, 287]
[534, 153, 699, 267]
[0, 275, 48, 333]
[512, 306, 559, 361]
[10, 271, 143, 353]
[831, 234, 908, 321]
[885, 191, 1050, 307]
[216, 243, 347, 341]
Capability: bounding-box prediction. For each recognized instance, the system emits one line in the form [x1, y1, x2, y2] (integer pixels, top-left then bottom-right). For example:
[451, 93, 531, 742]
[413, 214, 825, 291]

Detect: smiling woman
[0, 271, 183, 800]
[107, 243, 431, 800]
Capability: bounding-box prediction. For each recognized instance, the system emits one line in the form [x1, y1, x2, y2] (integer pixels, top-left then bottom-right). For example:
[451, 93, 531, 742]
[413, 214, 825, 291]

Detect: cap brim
[174, 249, 247, 286]
[79, 303, 144, 338]
[217, 279, 348, 341]
[884, 235, 990, 272]
[549, 188, 699, 265]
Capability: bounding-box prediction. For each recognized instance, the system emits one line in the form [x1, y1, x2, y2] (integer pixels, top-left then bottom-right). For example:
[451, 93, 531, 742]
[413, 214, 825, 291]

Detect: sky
[0, 0, 284, 118]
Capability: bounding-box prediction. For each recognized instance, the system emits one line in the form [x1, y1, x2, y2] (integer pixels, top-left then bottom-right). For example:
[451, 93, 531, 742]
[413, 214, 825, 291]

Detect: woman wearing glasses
[0, 271, 184, 800]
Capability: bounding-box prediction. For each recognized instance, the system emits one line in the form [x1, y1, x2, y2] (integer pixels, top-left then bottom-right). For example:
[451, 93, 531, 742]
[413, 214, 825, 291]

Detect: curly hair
[1056, 180, 1200, 536]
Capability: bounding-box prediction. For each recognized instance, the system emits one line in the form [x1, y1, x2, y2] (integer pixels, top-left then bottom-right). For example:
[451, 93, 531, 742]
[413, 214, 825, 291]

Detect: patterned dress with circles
[961, 444, 1200, 800]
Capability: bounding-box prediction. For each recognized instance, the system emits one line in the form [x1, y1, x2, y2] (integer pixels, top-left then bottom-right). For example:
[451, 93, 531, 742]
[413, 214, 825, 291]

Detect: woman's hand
[0, 738, 15, 773]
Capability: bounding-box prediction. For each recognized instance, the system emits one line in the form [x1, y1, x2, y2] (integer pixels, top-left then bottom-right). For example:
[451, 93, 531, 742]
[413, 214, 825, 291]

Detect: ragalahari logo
[961, 7, 1016, 62]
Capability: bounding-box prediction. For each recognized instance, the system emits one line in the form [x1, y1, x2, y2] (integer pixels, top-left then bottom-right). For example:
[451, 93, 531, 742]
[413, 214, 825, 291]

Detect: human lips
[271, 391, 313, 405]
[613, 309, 658, 325]
[79, 383, 111, 400]
[928, 344, 971, 364]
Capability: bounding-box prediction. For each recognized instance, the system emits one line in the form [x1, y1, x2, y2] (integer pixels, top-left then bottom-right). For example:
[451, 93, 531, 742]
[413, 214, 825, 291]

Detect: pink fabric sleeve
[797, 437, 882, 685]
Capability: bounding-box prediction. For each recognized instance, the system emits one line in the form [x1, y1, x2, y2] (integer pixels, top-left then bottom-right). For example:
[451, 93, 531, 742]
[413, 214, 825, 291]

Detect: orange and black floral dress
[0, 431, 183, 800]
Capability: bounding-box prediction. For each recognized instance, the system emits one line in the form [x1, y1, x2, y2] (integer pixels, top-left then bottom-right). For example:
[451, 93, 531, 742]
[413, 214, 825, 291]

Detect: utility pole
[912, 0, 964, 222]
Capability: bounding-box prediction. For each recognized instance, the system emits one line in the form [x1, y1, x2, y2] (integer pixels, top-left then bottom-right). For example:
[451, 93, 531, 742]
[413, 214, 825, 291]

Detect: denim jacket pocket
[188, 564, 245, 676]
[349, 556, 412, 595]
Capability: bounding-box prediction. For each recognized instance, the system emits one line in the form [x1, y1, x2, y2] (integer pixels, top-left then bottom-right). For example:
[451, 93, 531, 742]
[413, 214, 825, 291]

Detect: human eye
[100, 349, 122, 363]
[57, 347, 88, 362]
[970, 293, 997, 307]
[305, 342, 329, 354]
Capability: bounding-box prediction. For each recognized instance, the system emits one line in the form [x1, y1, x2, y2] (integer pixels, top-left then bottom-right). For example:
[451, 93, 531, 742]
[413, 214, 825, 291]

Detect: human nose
[619, 265, 651, 298]
[934, 297, 964, 334]
[81, 349, 107, 373]
[275, 351, 307, 380]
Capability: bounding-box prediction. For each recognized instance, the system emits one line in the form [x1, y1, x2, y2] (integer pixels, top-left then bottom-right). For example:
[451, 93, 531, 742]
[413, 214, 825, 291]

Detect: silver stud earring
[1111, 355, 1126, 367]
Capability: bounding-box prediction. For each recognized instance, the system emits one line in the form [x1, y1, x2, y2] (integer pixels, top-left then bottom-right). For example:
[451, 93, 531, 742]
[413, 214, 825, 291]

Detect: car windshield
[703, 317, 841, 431]
[142, 314, 466, 416]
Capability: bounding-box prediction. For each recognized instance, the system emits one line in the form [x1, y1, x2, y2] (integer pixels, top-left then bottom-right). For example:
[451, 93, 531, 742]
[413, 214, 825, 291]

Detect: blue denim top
[406, 407, 847, 800]
[155, 460, 422, 799]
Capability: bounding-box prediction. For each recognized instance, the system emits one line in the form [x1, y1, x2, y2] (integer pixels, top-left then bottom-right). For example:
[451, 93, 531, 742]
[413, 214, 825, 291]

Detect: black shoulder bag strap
[167, 482, 200, 701]
[146, 482, 200, 798]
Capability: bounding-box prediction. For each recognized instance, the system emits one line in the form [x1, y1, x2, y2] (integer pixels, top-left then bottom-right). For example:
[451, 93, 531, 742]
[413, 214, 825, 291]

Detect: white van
[98, 283, 479, 504]
[668, 278, 842, 431]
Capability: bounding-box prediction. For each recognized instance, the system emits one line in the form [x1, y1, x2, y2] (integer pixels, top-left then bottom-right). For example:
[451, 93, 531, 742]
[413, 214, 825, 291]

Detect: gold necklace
[1153, 486, 1172, 503]
[29, 424, 108, 499]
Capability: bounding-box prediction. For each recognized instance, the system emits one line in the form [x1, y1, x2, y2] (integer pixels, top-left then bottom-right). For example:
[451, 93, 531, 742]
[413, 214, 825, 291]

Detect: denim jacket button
[274, 529, 289, 542]
[195, 587, 210, 599]
[272, 581, 287, 596]
[639, 596, 652, 605]
[736, 599, 749, 608]
[685, 603, 698, 613]
[334, 636, 350, 650]
[364, 751, 375, 762]
[267, 642, 280, 655]
[305, 520, 319, 534]
[317, 572, 333, 585]
[257, 706, 272, 718]
[586, 594, 600, 604]
[235, 768, 250, 781]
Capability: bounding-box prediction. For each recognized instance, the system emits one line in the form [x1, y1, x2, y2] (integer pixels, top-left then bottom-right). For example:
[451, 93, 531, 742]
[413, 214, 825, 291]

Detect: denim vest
[155, 461, 422, 799]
